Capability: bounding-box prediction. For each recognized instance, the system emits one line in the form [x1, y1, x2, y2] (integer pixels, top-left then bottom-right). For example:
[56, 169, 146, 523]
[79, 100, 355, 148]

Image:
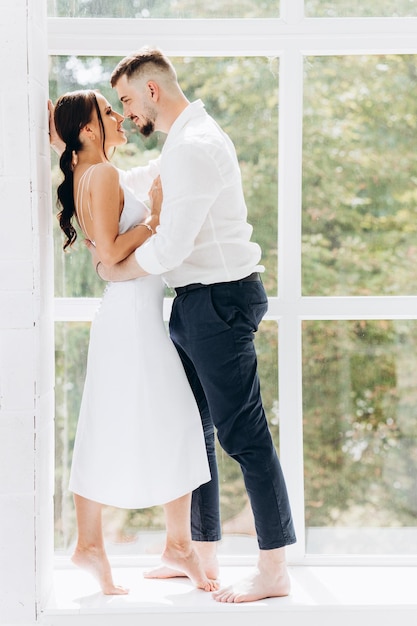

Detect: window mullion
[281, 0, 305, 22]
[277, 47, 306, 562]
[47, 17, 417, 57]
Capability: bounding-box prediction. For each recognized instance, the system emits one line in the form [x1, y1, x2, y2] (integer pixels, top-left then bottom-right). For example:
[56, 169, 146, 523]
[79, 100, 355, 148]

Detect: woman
[52, 90, 216, 595]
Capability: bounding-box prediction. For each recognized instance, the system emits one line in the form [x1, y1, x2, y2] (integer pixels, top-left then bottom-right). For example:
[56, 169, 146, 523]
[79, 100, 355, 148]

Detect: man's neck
[157, 96, 190, 134]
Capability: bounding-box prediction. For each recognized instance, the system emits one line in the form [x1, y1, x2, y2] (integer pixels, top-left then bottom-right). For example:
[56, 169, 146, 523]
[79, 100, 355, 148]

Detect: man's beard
[140, 119, 155, 137]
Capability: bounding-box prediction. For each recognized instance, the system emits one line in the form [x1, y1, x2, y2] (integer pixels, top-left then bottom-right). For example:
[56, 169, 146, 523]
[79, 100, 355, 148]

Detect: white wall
[0, 0, 54, 623]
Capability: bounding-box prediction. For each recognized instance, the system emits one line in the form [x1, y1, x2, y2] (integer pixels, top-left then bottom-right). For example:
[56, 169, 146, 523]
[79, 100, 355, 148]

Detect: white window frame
[48, 1, 417, 566]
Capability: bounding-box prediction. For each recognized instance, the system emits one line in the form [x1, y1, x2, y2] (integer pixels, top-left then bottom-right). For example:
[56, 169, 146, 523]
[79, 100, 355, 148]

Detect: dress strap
[76, 164, 99, 242]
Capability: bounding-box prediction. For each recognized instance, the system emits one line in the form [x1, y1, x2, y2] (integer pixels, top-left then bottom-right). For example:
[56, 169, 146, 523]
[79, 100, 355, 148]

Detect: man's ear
[147, 80, 159, 101]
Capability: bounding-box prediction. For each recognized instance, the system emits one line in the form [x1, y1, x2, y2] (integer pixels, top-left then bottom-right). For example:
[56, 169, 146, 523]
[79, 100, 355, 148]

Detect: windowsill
[41, 556, 417, 626]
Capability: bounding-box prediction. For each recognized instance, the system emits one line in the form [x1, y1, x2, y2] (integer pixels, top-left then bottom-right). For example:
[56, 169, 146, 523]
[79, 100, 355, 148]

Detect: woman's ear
[80, 125, 96, 142]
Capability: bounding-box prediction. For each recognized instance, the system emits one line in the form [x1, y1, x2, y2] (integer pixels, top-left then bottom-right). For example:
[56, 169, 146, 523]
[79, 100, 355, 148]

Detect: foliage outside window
[47, 0, 279, 18]
[302, 55, 417, 297]
[303, 319, 417, 554]
[305, 0, 417, 17]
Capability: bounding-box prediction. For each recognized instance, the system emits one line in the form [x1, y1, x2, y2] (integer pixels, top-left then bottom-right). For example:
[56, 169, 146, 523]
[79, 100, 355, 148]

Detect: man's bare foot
[71, 546, 129, 595]
[212, 549, 290, 603]
[161, 543, 219, 592]
[144, 541, 219, 581]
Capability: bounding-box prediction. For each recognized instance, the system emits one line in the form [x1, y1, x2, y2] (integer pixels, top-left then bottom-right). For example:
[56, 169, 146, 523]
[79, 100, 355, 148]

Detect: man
[78, 47, 296, 602]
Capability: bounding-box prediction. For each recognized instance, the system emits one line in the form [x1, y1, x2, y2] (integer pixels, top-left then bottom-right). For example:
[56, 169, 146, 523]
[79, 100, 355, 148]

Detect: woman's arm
[89, 246, 147, 282]
[87, 176, 163, 281]
[87, 164, 160, 267]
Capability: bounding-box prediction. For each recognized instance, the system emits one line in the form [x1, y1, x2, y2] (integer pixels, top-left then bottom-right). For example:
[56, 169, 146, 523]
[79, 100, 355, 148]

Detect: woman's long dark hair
[54, 90, 107, 250]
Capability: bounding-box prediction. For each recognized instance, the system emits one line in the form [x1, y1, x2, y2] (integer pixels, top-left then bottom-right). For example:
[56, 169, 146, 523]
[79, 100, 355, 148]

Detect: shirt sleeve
[135, 142, 222, 274]
[118, 156, 161, 201]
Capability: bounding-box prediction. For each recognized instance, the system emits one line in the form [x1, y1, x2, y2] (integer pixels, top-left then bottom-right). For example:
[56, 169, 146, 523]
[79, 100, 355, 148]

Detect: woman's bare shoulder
[89, 162, 120, 189]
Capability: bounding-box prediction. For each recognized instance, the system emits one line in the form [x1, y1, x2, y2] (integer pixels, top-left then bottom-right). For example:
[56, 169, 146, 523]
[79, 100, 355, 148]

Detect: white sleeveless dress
[69, 166, 210, 509]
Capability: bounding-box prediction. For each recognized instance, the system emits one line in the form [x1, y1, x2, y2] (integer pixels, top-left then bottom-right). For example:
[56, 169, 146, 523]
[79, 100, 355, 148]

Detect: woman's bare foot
[212, 548, 290, 603]
[161, 543, 219, 592]
[71, 546, 129, 595]
[143, 564, 186, 580]
[144, 541, 219, 581]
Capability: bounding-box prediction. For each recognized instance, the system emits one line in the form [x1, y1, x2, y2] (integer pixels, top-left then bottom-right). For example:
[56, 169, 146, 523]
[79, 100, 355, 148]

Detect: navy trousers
[169, 277, 296, 550]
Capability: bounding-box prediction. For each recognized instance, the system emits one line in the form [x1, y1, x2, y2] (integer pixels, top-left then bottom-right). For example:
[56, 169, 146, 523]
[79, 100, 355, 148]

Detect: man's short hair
[110, 47, 177, 86]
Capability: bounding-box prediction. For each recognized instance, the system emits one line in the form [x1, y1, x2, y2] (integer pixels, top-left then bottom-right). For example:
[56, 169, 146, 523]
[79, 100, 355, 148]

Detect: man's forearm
[97, 251, 149, 282]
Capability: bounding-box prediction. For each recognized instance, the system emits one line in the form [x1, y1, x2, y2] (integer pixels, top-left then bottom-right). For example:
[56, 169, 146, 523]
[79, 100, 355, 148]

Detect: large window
[49, 1, 417, 563]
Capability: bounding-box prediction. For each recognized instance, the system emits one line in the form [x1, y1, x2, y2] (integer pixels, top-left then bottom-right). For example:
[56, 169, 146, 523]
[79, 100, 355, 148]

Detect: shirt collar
[162, 99, 206, 151]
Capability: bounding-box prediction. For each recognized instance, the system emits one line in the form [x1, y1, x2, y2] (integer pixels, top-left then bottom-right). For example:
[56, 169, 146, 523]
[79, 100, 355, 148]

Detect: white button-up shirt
[121, 100, 262, 288]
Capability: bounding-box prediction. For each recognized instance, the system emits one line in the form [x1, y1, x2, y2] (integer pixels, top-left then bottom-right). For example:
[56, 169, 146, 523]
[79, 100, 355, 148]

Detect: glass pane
[303, 319, 417, 555]
[48, 0, 279, 18]
[54, 320, 277, 554]
[305, 0, 417, 17]
[54, 321, 90, 550]
[50, 55, 278, 297]
[302, 55, 417, 296]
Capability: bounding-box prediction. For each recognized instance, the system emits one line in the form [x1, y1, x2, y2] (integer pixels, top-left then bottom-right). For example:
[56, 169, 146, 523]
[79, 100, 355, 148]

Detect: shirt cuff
[134, 239, 169, 275]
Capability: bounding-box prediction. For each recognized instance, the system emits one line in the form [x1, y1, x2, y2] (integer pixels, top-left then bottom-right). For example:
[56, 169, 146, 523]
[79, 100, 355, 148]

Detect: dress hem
[69, 477, 210, 510]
